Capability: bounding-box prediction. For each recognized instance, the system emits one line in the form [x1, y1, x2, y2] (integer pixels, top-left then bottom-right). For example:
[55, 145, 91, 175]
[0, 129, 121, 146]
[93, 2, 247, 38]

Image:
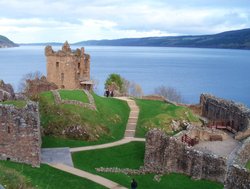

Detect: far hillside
[0, 35, 19, 48]
[75, 28, 250, 50]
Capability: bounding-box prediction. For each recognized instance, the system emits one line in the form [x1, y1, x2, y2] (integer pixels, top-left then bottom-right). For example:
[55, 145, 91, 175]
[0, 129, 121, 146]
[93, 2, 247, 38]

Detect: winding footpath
[46, 97, 145, 189]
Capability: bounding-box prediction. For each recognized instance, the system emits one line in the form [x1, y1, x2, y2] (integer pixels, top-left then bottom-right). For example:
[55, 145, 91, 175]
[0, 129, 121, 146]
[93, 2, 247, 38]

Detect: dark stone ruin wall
[0, 102, 41, 167]
[144, 129, 227, 183]
[225, 165, 250, 189]
[200, 94, 250, 132]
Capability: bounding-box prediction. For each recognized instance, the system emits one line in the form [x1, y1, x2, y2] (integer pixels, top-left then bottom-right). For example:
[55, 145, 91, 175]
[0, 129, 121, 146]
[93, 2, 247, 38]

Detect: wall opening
[78, 62, 80, 69]
[7, 157, 10, 161]
[61, 73, 64, 81]
[56, 62, 59, 68]
[7, 126, 10, 134]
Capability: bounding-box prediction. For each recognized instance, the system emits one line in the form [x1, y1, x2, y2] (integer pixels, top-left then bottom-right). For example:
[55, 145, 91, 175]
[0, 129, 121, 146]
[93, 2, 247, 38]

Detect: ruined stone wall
[225, 165, 250, 189]
[45, 42, 91, 89]
[144, 130, 227, 183]
[224, 137, 250, 189]
[0, 102, 41, 167]
[200, 94, 250, 132]
[0, 80, 15, 101]
[25, 76, 58, 97]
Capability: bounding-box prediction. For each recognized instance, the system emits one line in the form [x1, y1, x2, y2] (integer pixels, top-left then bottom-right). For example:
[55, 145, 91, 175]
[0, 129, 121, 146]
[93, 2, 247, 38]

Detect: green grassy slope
[135, 99, 200, 138]
[72, 142, 223, 189]
[0, 100, 27, 108]
[59, 90, 89, 103]
[40, 91, 130, 148]
[0, 161, 106, 189]
[246, 160, 250, 170]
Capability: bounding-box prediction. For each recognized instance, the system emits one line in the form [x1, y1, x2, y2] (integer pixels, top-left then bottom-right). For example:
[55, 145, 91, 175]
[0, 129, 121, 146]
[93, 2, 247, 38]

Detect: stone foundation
[0, 102, 41, 167]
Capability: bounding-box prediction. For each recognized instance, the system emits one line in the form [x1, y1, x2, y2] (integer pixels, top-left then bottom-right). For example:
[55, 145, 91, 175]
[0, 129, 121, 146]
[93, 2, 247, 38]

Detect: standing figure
[131, 179, 138, 189]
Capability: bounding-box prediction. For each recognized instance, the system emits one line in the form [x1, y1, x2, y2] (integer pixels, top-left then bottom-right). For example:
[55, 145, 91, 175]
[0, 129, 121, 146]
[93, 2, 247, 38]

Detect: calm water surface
[0, 45, 249, 107]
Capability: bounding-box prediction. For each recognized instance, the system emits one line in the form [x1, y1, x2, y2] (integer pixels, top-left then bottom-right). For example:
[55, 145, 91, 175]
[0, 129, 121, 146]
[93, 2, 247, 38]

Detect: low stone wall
[144, 129, 227, 183]
[52, 90, 96, 110]
[225, 165, 250, 189]
[0, 102, 41, 167]
[200, 94, 250, 132]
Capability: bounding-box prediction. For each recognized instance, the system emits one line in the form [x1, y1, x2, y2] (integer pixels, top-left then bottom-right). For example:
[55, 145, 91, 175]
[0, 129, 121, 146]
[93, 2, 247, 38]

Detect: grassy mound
[40, 91, 129, 148]
[0, 161, 105, 189]
[72, 142, 223, 189]
[135, 99, 200, 137]
[59, 90, 89, 103]
[0, 164, 34, 189]
[0, 100, 26, 108]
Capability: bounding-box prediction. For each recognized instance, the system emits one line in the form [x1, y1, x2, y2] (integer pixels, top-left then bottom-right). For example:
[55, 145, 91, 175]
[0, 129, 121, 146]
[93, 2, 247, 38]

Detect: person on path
[131, 178, 138, 189]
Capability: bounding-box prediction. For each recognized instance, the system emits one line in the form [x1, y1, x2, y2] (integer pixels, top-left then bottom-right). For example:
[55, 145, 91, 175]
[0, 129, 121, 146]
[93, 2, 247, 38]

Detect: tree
[129, 81, 143, 98]
[105, 73, 123, 92]
[154, 85, 184, 103]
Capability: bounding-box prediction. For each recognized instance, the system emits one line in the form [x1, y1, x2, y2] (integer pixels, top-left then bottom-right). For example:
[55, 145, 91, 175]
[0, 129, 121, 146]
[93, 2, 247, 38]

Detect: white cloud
[0, 0, 249, 42]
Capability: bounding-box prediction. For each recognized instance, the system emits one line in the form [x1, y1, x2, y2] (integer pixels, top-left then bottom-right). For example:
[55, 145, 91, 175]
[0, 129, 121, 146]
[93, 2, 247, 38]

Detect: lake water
[0, 45, 249, 107]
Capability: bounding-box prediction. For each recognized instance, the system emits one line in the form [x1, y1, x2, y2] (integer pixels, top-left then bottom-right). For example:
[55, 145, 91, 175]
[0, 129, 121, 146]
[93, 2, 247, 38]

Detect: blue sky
[0, 0, 249, 43]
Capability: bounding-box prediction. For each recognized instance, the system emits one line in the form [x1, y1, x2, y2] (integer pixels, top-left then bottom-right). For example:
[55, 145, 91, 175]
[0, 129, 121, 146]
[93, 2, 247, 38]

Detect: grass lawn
[0, 100, 27, 108]
[0, 161, 106, 189]
[72, 142, 223, 189]
[135, 99, 200, 138]
[40, 92, 129, 148]
[59, 90, 89, 103]
[246, 160, 250, 170]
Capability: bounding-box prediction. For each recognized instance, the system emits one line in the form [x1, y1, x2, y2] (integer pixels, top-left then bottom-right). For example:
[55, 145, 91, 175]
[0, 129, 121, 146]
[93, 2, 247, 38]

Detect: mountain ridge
[74, 28, 250, 49]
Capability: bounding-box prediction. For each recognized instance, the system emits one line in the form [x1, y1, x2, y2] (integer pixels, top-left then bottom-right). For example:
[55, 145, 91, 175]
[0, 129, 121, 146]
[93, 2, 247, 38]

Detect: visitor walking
[131, 179, 138, 189]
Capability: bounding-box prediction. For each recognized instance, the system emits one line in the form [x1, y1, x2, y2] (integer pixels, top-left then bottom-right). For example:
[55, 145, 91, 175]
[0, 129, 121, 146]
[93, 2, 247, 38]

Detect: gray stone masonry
[0, 101, 41, 167]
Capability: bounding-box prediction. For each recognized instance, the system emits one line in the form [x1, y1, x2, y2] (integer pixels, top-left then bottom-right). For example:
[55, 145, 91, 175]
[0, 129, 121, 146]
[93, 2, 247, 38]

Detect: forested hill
[74, 28, 250, 49]
[0, 35, 19, 48]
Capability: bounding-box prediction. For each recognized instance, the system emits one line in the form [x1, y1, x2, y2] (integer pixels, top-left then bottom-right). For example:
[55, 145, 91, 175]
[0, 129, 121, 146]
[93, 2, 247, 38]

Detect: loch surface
[0, 45, 249, 106]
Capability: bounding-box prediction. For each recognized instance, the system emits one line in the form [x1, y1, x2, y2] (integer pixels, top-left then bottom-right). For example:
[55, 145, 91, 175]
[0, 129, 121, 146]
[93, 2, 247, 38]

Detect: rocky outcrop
[0, 80, 15, 101]
[144, 129, 227, 183]
[0, 101, 41, 167]
[200, 94, 250, 132]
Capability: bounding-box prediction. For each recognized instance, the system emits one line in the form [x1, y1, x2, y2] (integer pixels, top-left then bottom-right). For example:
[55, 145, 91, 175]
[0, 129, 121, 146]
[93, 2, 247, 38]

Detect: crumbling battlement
[144, 129, 227, 183]
[0, 102, 41, 167]
[45, 41, 91, 90]
[200, 94, 250, 132]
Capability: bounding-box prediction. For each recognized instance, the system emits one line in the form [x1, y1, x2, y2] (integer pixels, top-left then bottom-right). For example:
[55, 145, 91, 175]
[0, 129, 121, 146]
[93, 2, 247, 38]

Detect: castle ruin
[0, 102, 41, 167]
[45, 42, 93, 90]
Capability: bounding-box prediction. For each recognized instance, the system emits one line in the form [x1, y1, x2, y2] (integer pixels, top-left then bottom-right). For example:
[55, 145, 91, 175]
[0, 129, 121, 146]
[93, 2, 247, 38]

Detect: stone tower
[45, 41, 92, 90]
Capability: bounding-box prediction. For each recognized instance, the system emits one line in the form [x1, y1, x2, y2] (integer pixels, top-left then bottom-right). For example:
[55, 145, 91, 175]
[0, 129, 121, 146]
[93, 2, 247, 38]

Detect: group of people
[104, 89, 114, 97]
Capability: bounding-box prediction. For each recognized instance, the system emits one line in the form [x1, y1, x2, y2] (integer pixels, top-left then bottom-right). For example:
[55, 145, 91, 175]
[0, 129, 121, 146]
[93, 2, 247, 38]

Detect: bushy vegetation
[39, 91, 129, 148]
[0, 161, 105, 189]
[135, 99, 200, 138]
[59, 90, 89, 103]
[72, 142, 223, 189]
[0, 164, 34, 189]
[154, 85, 184, 103]
[0, 100, 27, 108]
